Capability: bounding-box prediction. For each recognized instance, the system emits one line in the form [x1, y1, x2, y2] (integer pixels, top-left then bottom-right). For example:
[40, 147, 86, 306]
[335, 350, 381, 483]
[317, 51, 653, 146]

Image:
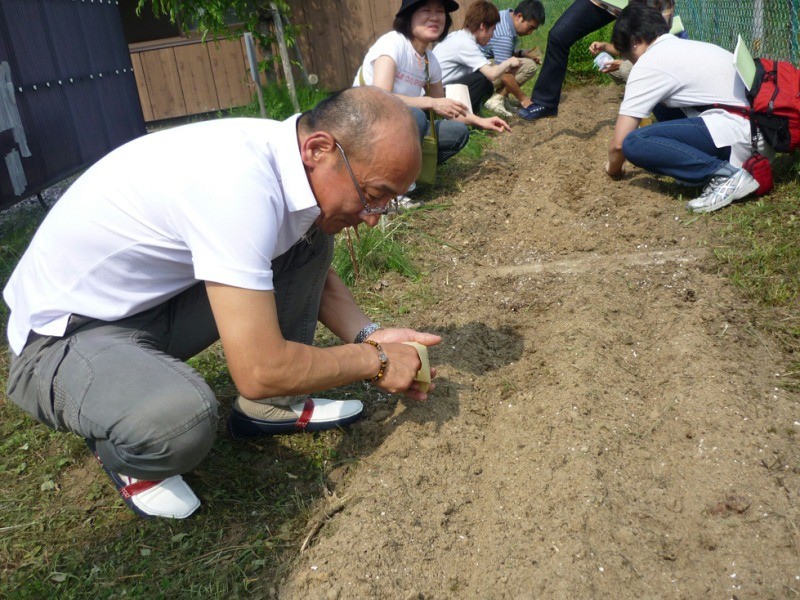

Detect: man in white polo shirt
[4, 86, 441, 519]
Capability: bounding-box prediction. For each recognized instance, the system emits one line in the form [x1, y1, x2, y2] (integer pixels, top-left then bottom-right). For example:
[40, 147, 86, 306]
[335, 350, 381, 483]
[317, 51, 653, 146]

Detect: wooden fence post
[271, 3, 300, 113]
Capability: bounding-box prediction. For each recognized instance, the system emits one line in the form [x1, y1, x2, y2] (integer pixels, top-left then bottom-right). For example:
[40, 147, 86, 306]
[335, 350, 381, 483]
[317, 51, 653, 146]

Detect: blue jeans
[622, 118, 735, 184]
[531, 0, 615, 109]
[6, 226, 334, 479]
[410, 107, 470, 164]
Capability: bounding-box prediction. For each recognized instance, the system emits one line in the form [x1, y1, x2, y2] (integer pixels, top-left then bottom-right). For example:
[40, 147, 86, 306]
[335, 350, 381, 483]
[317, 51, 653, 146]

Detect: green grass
[712, 156, 800, 389]
[226, 82, 330, 121]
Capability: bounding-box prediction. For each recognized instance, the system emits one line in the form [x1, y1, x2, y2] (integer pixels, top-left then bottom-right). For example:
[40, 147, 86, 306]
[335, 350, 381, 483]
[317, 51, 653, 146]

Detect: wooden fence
[130, 35, 259, 122]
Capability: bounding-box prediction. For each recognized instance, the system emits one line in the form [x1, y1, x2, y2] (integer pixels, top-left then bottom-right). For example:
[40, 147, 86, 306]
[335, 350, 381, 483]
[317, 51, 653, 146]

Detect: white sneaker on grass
[484, 94, 514, 119]
[86, 439, 200, 519]
[685, 168, 759, 213]
[393, 195, 423, 211]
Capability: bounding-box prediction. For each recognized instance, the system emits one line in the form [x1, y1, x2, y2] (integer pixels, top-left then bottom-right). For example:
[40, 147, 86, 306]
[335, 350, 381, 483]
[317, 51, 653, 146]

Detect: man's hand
[605, 160, 624, 179]
[589, 41, 607, 55]
[367, 328, 441, 400]
[524, 48, 543, 64]
[600, 59, 622, 73]
[367, 328, 441, 347]
[607, 114, 640, 181]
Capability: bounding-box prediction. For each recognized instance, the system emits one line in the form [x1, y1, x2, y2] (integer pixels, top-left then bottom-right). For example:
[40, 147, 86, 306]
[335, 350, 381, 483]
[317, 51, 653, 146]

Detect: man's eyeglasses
[334, 141, 393, 216]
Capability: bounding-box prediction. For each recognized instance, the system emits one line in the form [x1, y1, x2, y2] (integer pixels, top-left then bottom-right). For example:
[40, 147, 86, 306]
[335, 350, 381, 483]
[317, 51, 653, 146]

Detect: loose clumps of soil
[279, 84, 800, 599]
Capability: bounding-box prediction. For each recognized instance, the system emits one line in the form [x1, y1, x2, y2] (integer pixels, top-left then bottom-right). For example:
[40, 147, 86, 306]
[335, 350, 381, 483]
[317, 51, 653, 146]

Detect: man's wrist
[362, 339, 387, 382]
[354, 322, 382, 344]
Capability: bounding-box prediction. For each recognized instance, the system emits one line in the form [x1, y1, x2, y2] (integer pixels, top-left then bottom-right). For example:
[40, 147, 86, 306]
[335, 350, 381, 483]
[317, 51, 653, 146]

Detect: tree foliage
[135, 0, 299, 49]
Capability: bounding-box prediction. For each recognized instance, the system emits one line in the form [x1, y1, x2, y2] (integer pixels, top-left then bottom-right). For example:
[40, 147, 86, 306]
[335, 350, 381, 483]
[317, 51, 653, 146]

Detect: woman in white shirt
[354, 0, 510, 165]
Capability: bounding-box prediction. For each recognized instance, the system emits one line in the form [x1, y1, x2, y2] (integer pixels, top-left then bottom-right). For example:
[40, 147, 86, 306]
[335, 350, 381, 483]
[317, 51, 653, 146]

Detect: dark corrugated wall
[0, 0, 146, 210]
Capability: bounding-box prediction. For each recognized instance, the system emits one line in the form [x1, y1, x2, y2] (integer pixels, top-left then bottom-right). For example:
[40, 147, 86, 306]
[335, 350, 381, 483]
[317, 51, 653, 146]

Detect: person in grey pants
[4, 86, 441, 519]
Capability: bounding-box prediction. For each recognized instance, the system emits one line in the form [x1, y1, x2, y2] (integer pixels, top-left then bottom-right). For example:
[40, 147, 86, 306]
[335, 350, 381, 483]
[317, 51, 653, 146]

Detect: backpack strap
[697, 103, 760, 155]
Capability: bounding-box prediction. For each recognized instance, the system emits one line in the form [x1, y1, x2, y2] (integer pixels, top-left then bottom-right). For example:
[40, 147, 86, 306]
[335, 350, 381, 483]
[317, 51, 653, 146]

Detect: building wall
[0, 0, 145, 208]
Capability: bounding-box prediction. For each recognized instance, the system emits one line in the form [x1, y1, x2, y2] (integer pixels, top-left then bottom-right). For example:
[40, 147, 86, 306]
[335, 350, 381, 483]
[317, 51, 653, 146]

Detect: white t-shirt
[620, 35, 758, 166]
[4, 116, 321, 355]
[353, 30, 442, 96]
[433, 29, 490, 84]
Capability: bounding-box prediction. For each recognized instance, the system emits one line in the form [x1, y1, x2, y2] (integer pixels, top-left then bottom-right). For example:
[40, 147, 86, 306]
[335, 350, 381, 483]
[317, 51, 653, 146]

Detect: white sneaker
[119, 474, 200, 519]
[685, 168, 759, 213]
[484, 94, 514, 119]
[228, 396, 364, 438]
[87, 439, 200, 519]
[393, 194, 423, 212]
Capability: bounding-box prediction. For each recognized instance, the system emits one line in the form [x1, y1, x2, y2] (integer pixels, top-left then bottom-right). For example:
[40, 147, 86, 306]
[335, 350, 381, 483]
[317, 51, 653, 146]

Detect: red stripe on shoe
[296, 397, 315, 429]
[120, 479, 159, 500]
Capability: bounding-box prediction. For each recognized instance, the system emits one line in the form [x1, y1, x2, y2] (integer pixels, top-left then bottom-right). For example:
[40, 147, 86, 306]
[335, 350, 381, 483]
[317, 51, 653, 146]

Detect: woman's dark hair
[611, 3, 669, 58]
[393, 1, 453, 42]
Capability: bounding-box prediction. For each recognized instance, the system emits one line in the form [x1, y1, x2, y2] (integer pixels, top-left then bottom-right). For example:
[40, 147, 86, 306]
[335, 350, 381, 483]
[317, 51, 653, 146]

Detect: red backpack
[747, 58, 800, 153]
[713, 58, 800, 195]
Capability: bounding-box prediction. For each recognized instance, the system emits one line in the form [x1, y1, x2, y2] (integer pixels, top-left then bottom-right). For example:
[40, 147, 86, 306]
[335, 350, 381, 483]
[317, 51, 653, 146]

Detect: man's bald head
[297, 86, 420, 166]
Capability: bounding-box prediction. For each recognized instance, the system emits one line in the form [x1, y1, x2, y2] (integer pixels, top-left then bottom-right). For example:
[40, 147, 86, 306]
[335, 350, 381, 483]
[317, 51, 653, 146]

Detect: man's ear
[301, 131, 336, 167]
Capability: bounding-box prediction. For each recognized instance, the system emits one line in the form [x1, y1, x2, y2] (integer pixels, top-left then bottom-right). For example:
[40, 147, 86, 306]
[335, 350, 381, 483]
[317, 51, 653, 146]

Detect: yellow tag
[402, 342, 431, 392]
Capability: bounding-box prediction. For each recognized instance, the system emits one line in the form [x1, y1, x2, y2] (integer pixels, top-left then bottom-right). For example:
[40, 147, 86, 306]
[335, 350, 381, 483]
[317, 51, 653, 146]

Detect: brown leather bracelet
[362, 339, 387, 382]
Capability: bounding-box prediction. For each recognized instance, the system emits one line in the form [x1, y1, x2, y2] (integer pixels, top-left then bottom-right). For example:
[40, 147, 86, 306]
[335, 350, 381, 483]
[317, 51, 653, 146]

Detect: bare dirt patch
[280, 84, 800, 599]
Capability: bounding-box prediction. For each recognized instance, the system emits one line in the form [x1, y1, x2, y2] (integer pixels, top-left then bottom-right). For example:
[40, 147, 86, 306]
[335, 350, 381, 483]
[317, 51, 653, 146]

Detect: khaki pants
[494, 57, 539, 93]
[607, 59, 633, 85]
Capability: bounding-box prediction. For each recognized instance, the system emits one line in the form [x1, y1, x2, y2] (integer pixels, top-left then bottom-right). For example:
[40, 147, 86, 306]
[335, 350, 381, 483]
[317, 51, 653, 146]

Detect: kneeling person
[4, 87, 441, 519]
[605, 3, 773, 213]
[484, 0, 545, 117]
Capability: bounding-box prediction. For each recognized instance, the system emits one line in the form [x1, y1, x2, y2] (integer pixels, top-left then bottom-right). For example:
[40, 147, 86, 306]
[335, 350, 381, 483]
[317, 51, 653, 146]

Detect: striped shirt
[484, 9, 517, 63]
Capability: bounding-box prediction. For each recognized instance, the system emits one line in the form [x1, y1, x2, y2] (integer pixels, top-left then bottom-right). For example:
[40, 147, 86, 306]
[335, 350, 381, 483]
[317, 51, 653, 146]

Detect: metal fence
[680, 0, 800, 63]
[509, 0, 800, 63]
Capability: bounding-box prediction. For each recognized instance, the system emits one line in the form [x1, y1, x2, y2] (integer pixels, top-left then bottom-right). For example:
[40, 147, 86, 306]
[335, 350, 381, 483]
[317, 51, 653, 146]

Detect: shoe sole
[228, 408, 364, 439]
[686, 177, 759, 213]
[517, 112, 558, 121]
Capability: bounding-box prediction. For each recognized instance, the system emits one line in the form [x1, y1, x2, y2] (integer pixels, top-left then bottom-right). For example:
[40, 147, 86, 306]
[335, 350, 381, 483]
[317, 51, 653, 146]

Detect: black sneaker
[517, 104, 558, 120]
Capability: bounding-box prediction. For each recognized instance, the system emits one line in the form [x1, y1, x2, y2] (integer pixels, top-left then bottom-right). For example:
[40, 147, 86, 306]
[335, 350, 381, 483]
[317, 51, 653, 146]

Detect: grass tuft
[713, 158, 800, 389]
